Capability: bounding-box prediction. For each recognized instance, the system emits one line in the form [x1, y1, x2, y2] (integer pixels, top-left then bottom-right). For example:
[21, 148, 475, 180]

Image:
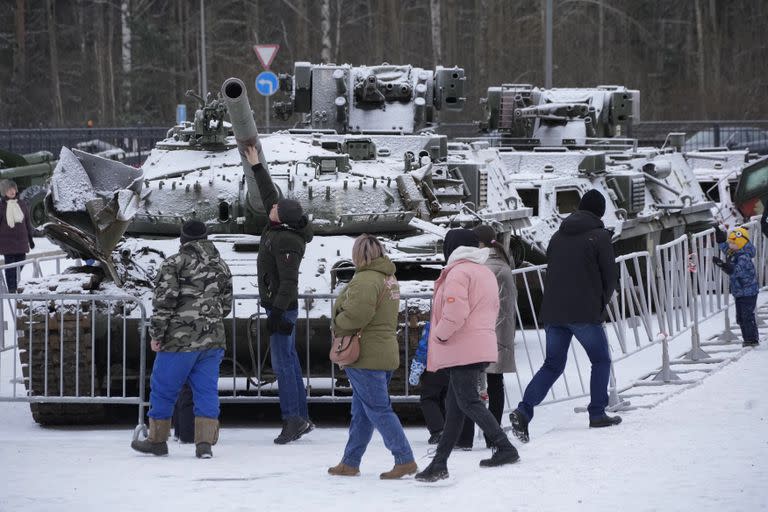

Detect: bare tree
[121, 0, 132, 112]
[46, 0, 64, 124]
[321, 0, 331, 62]
[430, 0, 442, 65]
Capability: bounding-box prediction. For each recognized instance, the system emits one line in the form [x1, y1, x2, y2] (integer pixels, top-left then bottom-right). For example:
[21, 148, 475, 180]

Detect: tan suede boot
[131, 418, 171, 456]
[327, 462, 360, 476]
[195, 417, 219, 459]
[380, 461, 418, 479]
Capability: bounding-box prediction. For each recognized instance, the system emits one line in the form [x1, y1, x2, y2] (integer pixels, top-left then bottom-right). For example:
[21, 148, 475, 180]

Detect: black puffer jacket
[539, 210, 618, 325]
[251, 164, 313, 311]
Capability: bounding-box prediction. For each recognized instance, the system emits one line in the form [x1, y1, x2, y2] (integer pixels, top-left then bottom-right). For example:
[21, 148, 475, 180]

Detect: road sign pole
[265, 96, 270, 133]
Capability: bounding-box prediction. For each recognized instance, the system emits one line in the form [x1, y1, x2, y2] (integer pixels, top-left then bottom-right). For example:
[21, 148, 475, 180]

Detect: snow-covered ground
[0, 336, 766, 511]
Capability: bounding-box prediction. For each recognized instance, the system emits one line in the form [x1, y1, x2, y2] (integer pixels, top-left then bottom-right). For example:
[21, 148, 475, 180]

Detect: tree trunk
[321, 0, 331, 62]
[121, 0, 132, 114]
[107, 1, 117, 124]
[693, 0, 707, 118]
[334, 0, 342, 63]
[296, 0, 308, 59]
[13, 0, 26, 84]
[430, 0, 442, 64]
[46, 0, 64, 125]
[598, 0, 604, 83]
[94, 1, 107, 123]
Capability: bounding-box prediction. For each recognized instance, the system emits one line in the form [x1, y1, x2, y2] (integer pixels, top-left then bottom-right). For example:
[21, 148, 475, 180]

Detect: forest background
[1, 0, 766, 128]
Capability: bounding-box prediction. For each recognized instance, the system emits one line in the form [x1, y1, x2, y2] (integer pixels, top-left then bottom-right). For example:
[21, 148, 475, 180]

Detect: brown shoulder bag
[330, 281, 389, 367]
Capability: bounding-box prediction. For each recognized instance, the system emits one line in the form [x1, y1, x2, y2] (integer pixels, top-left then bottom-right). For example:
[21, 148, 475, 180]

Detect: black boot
[743, 340, 759, 347]
[427, 431, 442, 445]
[480, 441, 520, 467]
[274, 416, 310, 444]
[296, 419, 315, 440]
[508, 409, 530, 443]
[589, 414, 622, 428]
[414, 460, 449, 482]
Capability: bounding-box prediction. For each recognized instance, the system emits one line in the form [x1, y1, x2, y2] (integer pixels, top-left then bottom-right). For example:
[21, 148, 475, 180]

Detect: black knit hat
[473, 224, 497, 246]
[443, 228, 479, 261]
[578, 189, 606, 218]
[180, 220, 208, 244]
[277, 198, 304, 227]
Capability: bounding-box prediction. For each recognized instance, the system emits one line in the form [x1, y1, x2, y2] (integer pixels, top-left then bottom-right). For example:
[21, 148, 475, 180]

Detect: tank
[0, 148, 56, 228]
[449, 84, 716, 263]
[16, 67, 534, 424]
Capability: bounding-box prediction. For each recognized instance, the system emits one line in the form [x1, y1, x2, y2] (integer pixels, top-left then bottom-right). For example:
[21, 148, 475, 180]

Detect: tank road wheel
[19, 185, 49, 230]
[17, 307, 107, 425]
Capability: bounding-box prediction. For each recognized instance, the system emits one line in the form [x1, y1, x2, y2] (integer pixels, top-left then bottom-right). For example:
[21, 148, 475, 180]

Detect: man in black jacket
[509, 189, 621, 443]
[245, 145, 313, 444]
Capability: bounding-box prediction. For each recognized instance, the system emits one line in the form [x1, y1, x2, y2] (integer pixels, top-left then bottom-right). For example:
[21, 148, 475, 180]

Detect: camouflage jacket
[149, 240, 233, 352]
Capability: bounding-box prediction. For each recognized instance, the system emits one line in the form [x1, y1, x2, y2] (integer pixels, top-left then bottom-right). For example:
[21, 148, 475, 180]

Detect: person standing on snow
[0, 179, 34, 293]
[244, 145, 314, 444]
[714, 226, 760, 347]
[132, 220, 233, 459]
[509, 189, 621, 445]
[415, 229, 519, 483]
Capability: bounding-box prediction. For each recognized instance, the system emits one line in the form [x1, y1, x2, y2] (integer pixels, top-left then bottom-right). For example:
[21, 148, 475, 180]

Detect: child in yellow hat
[713, 226, 760, 347]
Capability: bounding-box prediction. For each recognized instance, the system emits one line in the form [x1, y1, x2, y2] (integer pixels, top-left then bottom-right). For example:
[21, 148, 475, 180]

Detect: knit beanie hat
[728, 227, 749, 250]
[443, 228, 479, 261]
[473, 225, 497, 246]
[180, 220, 208, 244]
[277, 198, 304, 227]
[578, 189, 606, 218]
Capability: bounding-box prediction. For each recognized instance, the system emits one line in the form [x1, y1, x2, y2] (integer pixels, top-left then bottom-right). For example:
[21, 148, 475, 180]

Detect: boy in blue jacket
[713, 227, 760, 347]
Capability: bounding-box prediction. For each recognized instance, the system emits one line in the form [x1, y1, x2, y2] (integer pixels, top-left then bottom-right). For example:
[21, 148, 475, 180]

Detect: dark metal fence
[632, 121, 768, 154]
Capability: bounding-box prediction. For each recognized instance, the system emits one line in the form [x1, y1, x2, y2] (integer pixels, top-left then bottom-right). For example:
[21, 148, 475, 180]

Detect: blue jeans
[149, 348, 224, 419]
[267, 308, 308, 420]
[342, 368, 415, 468]
[518, 323, 611, 420]
[735, 294, 759, 343]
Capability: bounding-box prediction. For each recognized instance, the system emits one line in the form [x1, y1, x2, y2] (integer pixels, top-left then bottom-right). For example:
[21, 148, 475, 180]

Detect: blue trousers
[342, 368, 414, 468]
[2, 254, 24, 292]
[518, 323, 611, 420]
[267, 309, 308, 420]
[148, 348, 224, 420]
[735, 294, 759, 343]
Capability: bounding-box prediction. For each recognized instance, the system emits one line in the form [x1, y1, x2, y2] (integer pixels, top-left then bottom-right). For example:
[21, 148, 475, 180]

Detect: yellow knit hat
[727, 227, 749, 250]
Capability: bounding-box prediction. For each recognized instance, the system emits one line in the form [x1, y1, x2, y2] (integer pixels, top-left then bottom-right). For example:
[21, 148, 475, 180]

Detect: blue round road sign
[255, 71, 279, 96]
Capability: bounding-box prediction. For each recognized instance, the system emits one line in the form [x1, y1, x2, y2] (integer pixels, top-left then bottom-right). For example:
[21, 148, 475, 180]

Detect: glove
[267, 308, 294, 335]
[28, 238, 35, 249]
[409, 359, 426, 386]
[714, 226, 727, 244]
[713, 256, 733, 274]
[712, 256, 723, 267]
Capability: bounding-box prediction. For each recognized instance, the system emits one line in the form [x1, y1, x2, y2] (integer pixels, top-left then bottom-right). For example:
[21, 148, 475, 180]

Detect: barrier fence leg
[717, 308, 739, 342]
[652, 334, 681, 382]
[684, 281, 710, 361]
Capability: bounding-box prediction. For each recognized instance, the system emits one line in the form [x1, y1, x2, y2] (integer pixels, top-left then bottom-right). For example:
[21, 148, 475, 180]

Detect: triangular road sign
[253, 44, 279, 70]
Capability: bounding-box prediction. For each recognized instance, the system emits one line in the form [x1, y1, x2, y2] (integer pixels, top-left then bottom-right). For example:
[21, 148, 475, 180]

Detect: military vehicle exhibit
[451, 84, 716, 262]
[0, 148, 56, 228]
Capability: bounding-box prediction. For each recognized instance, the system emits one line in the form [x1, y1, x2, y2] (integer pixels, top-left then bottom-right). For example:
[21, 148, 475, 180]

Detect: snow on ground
[0, 343, 766, 511]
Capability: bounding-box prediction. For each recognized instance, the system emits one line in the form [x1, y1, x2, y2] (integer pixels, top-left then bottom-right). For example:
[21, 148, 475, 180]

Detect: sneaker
[274, 416, 311, 444]
[479, 445, 520, 467]
[427, 432, 442, 445]
[589, 414, 622, 428]
[414, 461, 449, 483]
[195, 442, 212, 459]
[508, 409, 530, 443]
[742, 340, 759, 347]
[297, 419, 315, 439]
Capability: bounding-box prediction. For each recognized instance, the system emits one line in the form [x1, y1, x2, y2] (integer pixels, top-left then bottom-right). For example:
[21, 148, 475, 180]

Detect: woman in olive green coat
[327, 234, 417, 479]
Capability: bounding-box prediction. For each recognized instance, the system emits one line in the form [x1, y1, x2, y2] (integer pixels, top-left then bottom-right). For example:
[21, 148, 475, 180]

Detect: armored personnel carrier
[16, 67, 534, 422]
[450, 84, 715, 262]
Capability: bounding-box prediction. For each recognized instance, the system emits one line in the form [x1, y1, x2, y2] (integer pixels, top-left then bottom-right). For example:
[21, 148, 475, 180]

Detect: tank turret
[273, 63, 466, 134]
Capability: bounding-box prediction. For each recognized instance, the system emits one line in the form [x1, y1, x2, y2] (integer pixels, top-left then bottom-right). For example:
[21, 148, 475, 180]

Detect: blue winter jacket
[719, 241, 759, 297]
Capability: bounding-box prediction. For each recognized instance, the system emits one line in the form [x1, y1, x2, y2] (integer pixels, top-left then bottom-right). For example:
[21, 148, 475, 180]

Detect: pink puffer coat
[427, 246, 500, 372]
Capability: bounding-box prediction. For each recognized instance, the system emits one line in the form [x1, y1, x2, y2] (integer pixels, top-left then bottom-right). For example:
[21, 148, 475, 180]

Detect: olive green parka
[331, 256, 400, 370]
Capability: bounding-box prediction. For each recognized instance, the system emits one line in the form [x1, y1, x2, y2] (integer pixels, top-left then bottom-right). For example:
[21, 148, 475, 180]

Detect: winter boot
[479, 436, 520, 467]
[742, 340, 759, 347]
[297, 418, 315, 440]
[509, 409, 530, 443]
[414, 460, 449, 483]
[274, 416, 310, 445]
[427, 431, 442, 445]
[380, 461, 418, 480]
[327, 462, 360, 477]
[194, 417, 219, 459]
[131, 418, 171, 456]
[589, 414, 622, 428]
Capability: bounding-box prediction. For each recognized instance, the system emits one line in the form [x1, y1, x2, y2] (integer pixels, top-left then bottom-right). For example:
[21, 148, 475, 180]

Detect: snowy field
[1, 242, 767, 511]
[1, 333, 766, 511]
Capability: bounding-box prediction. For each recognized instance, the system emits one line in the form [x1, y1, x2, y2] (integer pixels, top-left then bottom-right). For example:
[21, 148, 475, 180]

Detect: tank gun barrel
[221, 77, 267, 213]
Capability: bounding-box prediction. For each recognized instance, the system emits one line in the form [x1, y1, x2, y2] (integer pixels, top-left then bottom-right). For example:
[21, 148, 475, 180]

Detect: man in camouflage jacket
[131, 220, 233, 459]
[244, 145, 314, 445]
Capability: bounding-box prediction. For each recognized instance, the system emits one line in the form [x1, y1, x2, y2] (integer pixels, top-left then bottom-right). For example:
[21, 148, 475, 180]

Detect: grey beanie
[180, 220, 208, 244]
[277, 198, 304, 227]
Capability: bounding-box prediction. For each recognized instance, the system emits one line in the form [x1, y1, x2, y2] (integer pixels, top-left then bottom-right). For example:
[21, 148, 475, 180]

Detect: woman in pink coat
[415, 229, 519, 483]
